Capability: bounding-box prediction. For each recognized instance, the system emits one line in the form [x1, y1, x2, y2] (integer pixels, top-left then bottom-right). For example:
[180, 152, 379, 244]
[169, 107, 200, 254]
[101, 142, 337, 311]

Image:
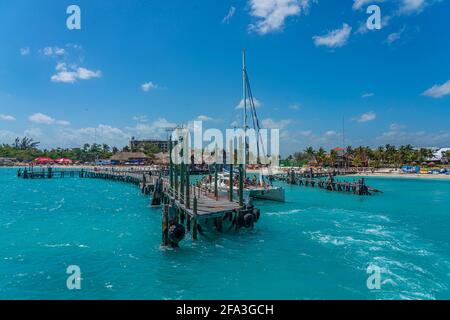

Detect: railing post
[239, 164, 244, 206]
[229, 164, 233, 202]
[214, 163, 218, 200]
[169, 138, 174, 189]
[174, 165, 179, 200]
[192, 196, 198, 240]
[180, 162, 185, 204]
[185, 167, 190, 209]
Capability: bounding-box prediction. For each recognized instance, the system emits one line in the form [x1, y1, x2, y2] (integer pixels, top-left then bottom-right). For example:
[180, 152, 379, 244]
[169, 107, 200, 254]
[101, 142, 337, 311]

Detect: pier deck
[272, 170, 381, 196]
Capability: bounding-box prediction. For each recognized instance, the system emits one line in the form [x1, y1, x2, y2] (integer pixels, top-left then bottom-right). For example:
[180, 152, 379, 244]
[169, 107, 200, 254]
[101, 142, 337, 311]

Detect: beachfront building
[0, 157, 16, 166]
[428, 148, 450, 164]
[110, 152, 150, 165]
[332, 147, 347, 168]
[129, 137, 169, 153]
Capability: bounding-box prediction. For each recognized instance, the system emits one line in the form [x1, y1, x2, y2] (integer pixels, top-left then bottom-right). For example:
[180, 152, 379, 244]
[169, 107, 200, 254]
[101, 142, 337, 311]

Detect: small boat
[205, 172, 285, 202]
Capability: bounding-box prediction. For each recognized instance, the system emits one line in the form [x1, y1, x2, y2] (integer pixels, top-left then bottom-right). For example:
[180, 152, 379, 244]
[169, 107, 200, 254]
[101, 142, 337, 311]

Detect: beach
[353, 173, 450, 180]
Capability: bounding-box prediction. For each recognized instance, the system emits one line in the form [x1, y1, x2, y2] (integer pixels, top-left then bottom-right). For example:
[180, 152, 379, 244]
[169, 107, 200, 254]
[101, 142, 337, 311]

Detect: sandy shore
[351, 173, 450, 180]
[4, 165, 450, 180]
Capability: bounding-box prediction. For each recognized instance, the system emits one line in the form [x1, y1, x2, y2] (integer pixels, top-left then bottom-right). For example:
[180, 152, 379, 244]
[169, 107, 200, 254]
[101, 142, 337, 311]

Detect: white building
[429, 148, 450, 163]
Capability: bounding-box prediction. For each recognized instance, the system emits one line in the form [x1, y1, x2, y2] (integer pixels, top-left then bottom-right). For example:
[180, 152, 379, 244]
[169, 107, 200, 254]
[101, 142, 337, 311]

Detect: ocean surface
[0, 167, 449, 300]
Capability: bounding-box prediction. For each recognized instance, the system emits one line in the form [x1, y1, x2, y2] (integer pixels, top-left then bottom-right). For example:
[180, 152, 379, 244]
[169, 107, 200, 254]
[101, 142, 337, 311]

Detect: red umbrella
[34, 157, 54, 164]
[55, 158, 73, 164]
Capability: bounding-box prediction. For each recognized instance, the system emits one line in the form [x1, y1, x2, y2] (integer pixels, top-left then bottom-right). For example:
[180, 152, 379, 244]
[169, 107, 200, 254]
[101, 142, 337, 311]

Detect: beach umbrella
[34, 157, 54, 164]
[55, 158, 73, 164]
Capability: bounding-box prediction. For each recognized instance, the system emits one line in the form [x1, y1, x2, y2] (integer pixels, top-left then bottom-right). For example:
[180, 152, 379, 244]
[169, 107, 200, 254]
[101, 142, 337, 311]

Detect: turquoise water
[0, 168, 449, 300]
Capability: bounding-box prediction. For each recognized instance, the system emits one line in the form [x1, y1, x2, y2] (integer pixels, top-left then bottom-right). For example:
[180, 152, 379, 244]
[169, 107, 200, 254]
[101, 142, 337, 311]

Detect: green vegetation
[0, 137, 116, 163]
[284, 144, 436, 168]
[445, 150, 450, 160]
[1, 136, 163, 163]
[131, 143, 161, 159]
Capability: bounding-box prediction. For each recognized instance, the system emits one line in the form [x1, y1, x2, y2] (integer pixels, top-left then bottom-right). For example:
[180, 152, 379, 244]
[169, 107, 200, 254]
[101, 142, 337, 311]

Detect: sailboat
[204, 50, 285, 202]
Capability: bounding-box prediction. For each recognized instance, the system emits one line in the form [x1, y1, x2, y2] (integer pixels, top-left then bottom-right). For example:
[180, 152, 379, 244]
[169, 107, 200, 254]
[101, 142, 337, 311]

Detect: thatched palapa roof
[110, 152, 149, 161]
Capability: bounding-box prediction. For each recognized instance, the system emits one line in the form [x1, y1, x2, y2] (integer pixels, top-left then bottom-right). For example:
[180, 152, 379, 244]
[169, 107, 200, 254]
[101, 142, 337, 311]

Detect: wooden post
[186, 167, 190, 209]
[169, 138, 174, 189]
[239, 164, 244, 206]
[192, 195, 198, 240]
[214, 163, 218, 200]
[229, 164, 233, 202]
[217, 217, 223, 232]
[187, 214, 191, 231]
[174, 165, 178, 200]
[180, 162, 185, 204]
[162, 204, 169, 247]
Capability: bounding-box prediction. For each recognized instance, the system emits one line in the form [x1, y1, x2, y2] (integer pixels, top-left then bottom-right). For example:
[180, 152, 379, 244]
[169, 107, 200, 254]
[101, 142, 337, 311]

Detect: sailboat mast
[242, 49, 247, 169]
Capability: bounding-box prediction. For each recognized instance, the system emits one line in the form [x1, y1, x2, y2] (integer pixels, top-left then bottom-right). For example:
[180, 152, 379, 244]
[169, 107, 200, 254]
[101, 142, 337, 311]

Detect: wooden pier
[272, 170, 381, 196]
[17, 159, 260, 249]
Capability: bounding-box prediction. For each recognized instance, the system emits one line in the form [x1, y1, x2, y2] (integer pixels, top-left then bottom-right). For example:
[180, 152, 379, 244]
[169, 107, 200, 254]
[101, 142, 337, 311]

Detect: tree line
[0, 137, 118, 162]
[284, 145, 449, 168]
[1, 137, 163, 163]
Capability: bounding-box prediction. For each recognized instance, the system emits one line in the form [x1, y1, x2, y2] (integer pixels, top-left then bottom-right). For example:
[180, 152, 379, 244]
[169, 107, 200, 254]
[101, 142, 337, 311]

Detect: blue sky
[0, 0, 449, 155]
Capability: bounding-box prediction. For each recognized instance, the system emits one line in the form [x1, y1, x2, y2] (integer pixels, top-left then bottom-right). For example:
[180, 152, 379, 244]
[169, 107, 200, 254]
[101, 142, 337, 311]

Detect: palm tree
[304, 147, 316, 162]
[385, 144, 397, 167]
[374, 146, 385, 166]
[329, 149, 337, 167]
[315, 148, 326, 166]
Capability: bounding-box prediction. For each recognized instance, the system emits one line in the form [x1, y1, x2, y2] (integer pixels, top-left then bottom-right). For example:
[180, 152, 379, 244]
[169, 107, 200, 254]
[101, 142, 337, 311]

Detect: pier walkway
[272, 170, 381, 196]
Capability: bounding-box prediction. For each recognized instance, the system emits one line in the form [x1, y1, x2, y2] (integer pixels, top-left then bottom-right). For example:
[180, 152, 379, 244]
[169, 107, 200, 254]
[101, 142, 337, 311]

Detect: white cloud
[385, 27, 406, 45]
[422, 80, 450, 98]
[0, 114, 15, 121]
[362, 92, 375, 98]
[236, 97, 262, 109]
[59, 124, 129, 147]
[141, 82, 158, 92]
[56, 120, 71, 126]
[390, 123, 406, 131]
[289, 103, 301, 110]
[127, 118, 177, 139]
[29, 113, 70, 126]
[398, 0, 427, 15]
[24, 127, 43, 139]
[0, 130, 18, 144]
[355, 111, 377, 123]
[51, 63, 102, 84]
[261, 118, 291, 129]
[133, 115, 148, 123]
[285, 129, 342, 148]
[20, 47, 30, 56]
[29, 113, 55, 124]
[196, 115, 213, 122]
[377, 126, 450, 147]
[40, 46, 66, 57]
[222, 6, 236, 24]
[353, 0, 384, 10]
[313, 23, 352, 48]
[248, 0, 314, 35]
[325, 130, 338, 137]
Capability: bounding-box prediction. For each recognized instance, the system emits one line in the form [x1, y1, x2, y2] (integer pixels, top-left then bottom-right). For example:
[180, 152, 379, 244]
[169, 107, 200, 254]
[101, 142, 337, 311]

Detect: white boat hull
[248, 187, 285, 202]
